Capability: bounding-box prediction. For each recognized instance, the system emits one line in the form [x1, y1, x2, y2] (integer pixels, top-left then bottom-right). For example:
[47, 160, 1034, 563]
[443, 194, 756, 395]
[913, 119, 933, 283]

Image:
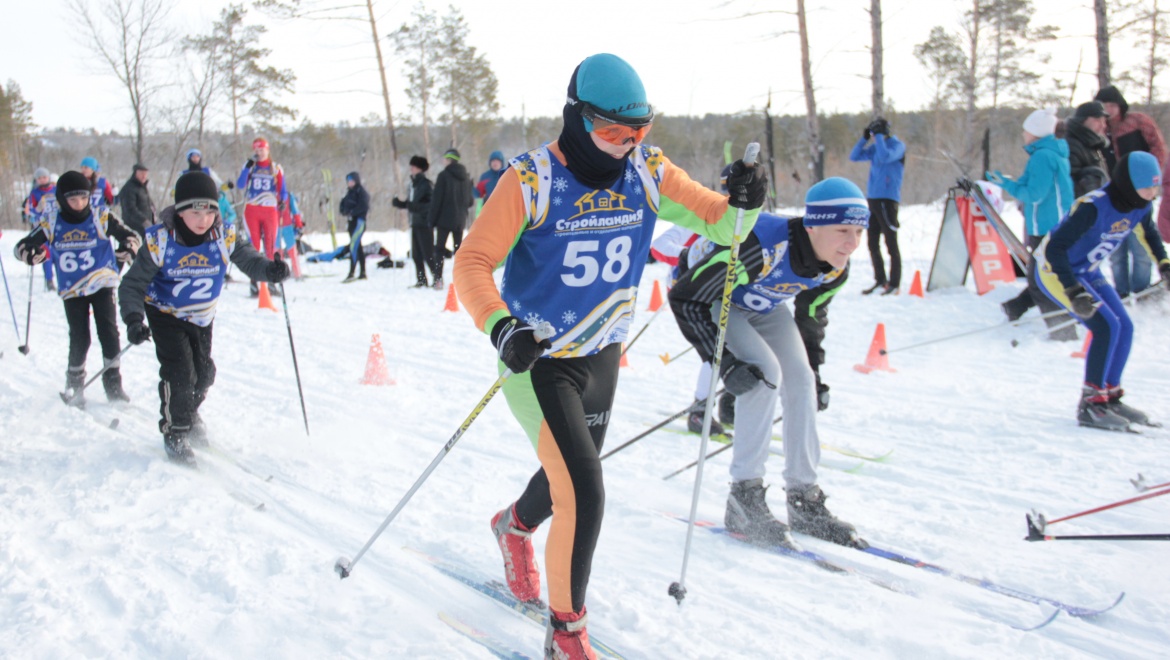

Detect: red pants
[244, 206, 279, 259]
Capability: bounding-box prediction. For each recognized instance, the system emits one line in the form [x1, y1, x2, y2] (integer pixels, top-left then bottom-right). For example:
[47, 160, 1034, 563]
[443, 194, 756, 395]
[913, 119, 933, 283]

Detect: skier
[1035, 151, 1170, 431]
[453, 53, 766, 659]
[237, 137, 288, 294]
[849, 117, 906, 295]
[278, 191, 304, 280]
[118, 171, 290, 465]
[79, 157, 116, 213]
[13, 170, 141, 406]
[24, 167, 58, 290]
[428, 147, 474, 288]
[669, 177, 869, 550]
[181, 148, 223, 187]
[338, 172, 370, 283]
[392, 155, 440, 288]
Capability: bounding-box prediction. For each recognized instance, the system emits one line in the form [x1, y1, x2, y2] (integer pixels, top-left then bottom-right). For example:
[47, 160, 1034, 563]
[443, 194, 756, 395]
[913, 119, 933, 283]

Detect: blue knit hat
[186, 148, 202, 161]
[803, 178, 870, 228]
[80, 156, 100, 172]
[574, 54, 651, 128]
[1127, 151, 1162, 189]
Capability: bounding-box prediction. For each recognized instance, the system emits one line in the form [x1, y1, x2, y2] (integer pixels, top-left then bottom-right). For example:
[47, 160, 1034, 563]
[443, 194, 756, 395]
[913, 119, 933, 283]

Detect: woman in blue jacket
[849, 117, 905, 295]
[989, 108, 1075, 339]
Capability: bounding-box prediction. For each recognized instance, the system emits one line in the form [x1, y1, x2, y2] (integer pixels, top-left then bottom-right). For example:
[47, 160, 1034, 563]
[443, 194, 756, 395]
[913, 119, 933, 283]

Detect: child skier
[118, 171, 290, 465]
[14, 170, 141, 406]
[454, 53, 766, 659]
[1035, 150, 1170, 431]
[79, 157, 116, 213]
[24, 167, 58, 290]
[669, 178, 869, 549]
[338, 172, 369, 283]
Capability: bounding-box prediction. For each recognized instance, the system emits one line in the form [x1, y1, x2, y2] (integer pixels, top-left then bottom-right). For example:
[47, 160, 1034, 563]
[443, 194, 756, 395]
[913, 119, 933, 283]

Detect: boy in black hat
[118, 171, 290, 466]
[14, 170, 142, 406]
[392, 155, 439, 287]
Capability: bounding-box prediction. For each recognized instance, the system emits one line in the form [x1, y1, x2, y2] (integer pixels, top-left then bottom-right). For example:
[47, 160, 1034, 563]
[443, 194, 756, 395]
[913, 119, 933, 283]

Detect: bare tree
[364, 0, 402, 192]
[71, 0, 172, 164]
[1095, 0, 1111, 87]
[796, 0, 823, 183]
[869, 0, 884, 117]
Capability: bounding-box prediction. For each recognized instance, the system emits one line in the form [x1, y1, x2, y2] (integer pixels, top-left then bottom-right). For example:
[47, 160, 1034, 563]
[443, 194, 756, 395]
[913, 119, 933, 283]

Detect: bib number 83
[561, 237, 633, 287]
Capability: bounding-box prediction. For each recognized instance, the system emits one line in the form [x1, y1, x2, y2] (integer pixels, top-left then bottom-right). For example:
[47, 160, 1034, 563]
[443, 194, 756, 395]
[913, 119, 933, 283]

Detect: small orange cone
[620, 344, 630, 368]
[647, 280, 664, 311]
[908, 270, 924, 298]
[1071, 331, 1092, 358]
[443, 283, 460, 312]
[257, 282, 279, 311]
[361, 334, 396, 385]
[854, 323, 897, 374]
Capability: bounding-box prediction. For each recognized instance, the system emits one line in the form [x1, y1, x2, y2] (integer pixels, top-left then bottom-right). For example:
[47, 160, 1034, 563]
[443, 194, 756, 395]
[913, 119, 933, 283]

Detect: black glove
[245, 159, 255, 169]
[266, 253, 291, 283]
[125, 315, 151, 345]
[226, 181, 235, 190]
[719, 356, 775, 396]
[491, 316, 551, 374]
[1064, 284, 1096, 319]
[816, 377, 830, 412]
[870, 118, 890, 136]
[1160, 262, 1170, 291]
[863, 126, 872, 141]
[725, 160, 768, 211]
[391, 197, 407, 209]
[15, 242, 47, 265]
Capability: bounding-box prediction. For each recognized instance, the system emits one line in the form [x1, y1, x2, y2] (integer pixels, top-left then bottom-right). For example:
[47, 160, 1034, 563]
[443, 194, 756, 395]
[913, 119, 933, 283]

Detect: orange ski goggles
[579, 101, 654, 146]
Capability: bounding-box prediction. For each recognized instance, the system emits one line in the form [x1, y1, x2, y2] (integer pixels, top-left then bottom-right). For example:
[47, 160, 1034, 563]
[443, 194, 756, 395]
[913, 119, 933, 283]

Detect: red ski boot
[490, 504, 541, 602]
[544, 608, 597, 660]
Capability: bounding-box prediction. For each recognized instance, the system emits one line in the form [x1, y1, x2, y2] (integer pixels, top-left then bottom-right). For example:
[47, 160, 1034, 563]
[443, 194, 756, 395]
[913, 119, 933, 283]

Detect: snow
[2, 204, 1169, 659]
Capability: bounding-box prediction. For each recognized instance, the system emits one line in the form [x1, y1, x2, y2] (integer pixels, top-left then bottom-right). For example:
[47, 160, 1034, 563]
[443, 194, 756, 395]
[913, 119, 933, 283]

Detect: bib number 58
[561, 237, 633, 287]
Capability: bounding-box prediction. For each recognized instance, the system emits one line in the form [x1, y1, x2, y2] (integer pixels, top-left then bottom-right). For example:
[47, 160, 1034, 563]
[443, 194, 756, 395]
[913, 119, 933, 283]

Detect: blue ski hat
[574, 53, 651, 129]
[1127, 151, 1162, 189]
[80, 156, 100, 172]
[803, 178, 870, 228]
[186, 148, 202, 161]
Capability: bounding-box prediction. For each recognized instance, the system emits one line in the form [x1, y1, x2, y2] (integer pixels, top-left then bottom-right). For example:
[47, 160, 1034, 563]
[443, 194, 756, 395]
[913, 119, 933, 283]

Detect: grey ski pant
[719, 304, 820, 489]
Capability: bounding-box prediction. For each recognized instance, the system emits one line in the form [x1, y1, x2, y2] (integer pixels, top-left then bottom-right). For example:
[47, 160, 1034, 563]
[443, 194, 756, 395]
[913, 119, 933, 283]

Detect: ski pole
[1036, 487, 1170, 527]
[670, 142, 759, 606]
[277, 274, 310, 436]
[60, 344, 134, 406]
[0, 252, 21, 342]
[621, 304, 666, 358]
[663, 442, 733, 480]
[19, 265, 34, 355]
[659, 345, 694, 365]
[599, 394, 722, 462]
[335, 323, 552, 579]
[1026, 514, 1170, 542]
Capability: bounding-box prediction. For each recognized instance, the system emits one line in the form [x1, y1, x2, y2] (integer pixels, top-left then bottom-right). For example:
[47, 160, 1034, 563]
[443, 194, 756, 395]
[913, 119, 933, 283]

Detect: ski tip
[1013, 609, 1061, 631]
[334, 556, 353, 579]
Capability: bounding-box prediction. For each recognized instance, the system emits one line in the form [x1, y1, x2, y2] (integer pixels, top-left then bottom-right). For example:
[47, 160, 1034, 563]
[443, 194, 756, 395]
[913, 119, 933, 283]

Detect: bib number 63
[561, 237, 633, 287]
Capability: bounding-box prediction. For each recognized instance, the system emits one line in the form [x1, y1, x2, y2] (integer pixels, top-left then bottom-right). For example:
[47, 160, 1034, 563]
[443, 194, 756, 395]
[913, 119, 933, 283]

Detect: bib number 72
[561, 237, 633, 287]
[172, 277, 215, 300]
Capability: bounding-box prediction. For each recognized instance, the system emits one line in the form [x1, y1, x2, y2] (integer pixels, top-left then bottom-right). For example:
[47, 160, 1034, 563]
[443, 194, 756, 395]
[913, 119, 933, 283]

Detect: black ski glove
[125, 314, 152, 345]
[720, 356, 775, 396]
[1159, 261, 1170, 291]
[391, 197, 407, 209]
[15, 241, 47, 265]
[862, 126, 872, 141]
[266, 253, 291, 283]
[816, 375, 830, 412]
[1064, 284, 1096, 319]
[245, 158, 255, 169]
[491, 316, 551, 374]
[870, 118, 890, 136]
[725, 160, 768, 211]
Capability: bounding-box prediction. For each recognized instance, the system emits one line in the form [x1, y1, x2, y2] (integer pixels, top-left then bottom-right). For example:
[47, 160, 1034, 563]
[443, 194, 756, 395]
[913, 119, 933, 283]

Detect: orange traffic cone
[854, 323, 896, 374]
[620, 343, 630, 368]
[647, 280, 664, 312]
[257, 282, 279, 312]
[908, 270, 924, 298]
[443, 283, 460, 312]
[361, 334, 396, 385]
[1071, 331, 1092, 358]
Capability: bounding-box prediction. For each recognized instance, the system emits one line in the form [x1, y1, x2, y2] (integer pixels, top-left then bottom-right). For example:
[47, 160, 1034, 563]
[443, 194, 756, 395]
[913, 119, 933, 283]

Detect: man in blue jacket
[849, 117, 906, 295]
[989, 108, 1076, 340]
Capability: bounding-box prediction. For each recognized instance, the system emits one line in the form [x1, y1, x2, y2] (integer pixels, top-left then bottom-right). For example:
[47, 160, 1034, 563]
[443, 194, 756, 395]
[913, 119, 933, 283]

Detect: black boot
[786, 484, 865, 547]
[103, 366, 131, 403]
[725, 478, 799, 549]
[64, 367, 86, 408]
[1078, 386, 1131, 432]
[164, 427, 197, 467]
[1107, 387, 1159, 428]
[862, 282, 885, 295]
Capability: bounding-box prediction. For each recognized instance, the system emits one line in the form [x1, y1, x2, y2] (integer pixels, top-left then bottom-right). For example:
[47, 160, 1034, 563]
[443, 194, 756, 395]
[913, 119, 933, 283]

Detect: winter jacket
[1064, 118, 1109, 197]
[118, 175, 155, 235]
[475, 150, 507, 201]
[1105, 110, 1167, 172]
[1000, 135, 1074, 237]
[338, 172, 370, 220]
[848, 134, 906, 202]
[427, 161, 474, 230]
[399, 172, 433, 228]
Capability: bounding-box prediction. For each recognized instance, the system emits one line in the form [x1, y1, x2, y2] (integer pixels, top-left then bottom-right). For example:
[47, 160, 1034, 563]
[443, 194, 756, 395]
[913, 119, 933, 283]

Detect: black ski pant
[506, 343, 621, 614]
[410, 225, 440, 285]
[433, 226, 463, 276]
[63, 288, 122, 373]
[1003, 235, 1076, 340]
[867, 198, 901, 288]
[146, 306, 215, 434]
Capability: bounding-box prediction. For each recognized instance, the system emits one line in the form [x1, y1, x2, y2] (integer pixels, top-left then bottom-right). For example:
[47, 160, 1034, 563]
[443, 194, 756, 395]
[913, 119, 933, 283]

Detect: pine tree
[393, 3, 440, 162]
[435, 7, 499, 148]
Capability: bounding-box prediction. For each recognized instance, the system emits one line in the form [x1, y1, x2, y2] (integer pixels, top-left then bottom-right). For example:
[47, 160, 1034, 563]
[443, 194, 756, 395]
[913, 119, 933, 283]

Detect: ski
[655, 421, 884, 466]
[438, 612, 535, 660]
[404, 548, 626, 659]
[667, 515, 1060, 631]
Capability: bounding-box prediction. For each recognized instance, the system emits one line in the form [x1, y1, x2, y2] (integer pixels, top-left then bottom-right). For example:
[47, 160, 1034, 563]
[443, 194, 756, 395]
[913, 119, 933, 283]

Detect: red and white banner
[955, 195, 1015, 295]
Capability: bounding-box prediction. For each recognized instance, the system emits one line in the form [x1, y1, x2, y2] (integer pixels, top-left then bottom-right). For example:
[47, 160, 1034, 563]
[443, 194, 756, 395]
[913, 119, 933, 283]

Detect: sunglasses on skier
[577, 101, 654, 146]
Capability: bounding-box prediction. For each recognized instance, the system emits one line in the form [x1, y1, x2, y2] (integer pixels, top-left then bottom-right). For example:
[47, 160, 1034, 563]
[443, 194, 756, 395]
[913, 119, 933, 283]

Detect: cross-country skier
[13, 170, 141, 406]
[79, 157, 116, 214]
[118, 171, 290, 465]
[338, 172, 369, 283]
[278, 191, 304, 279]
[1035, 151, 1170, 431]
[454, 53, 766, 659]
[237, 137, 288, 295]
[24, 167, 58, 290]
[669, 177, 869, 549]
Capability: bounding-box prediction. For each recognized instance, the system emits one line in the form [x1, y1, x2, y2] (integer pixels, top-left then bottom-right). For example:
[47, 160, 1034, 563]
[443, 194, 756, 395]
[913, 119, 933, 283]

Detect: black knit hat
[55, 170, 92, 206]
[410, 155, 429, 171]
[1094, 86, 1128, 116]
[1074, 101, 1107, 119]
[443, 147, 461, 161]
[175, 171, 219, 211]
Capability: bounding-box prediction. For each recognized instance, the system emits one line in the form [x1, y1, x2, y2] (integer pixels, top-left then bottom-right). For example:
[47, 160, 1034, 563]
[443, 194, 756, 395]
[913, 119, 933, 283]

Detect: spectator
[338, 171, 370, 283]
[1064, 102, 1110, 197]
[849, 116, 906, 295]
[475, 150, 507, 202]
[118, 164, 155, 237]
[392, 155, 441, 288]
[427, 147, 474, 288]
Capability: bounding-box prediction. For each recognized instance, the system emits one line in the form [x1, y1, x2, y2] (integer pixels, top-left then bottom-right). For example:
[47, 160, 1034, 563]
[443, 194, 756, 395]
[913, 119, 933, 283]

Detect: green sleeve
[657, 195, 760, 246]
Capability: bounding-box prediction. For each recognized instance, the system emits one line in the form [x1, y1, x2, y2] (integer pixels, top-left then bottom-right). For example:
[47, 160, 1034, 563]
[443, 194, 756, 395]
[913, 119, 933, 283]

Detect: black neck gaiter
[174, 213, 210, 246]
[556, 65, 632, 190]
[1106, 156, 1151, 214]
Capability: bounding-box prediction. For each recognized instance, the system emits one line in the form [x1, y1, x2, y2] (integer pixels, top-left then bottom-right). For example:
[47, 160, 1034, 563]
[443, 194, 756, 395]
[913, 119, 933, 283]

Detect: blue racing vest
[731, 215, 843, 314]
[502, 144, 664, 358]
[1038, 189, 1146, 276]
[43, 210, 120, 299]
[144, 223, 235, 326]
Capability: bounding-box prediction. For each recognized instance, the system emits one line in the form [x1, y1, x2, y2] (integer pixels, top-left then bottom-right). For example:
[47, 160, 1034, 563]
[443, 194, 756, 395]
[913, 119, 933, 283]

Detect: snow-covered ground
[2, 202, 1168, 659]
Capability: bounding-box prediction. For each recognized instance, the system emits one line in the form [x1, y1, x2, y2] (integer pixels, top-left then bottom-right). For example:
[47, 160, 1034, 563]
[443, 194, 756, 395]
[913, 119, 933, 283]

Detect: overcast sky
[2, 0, 1127, 134]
